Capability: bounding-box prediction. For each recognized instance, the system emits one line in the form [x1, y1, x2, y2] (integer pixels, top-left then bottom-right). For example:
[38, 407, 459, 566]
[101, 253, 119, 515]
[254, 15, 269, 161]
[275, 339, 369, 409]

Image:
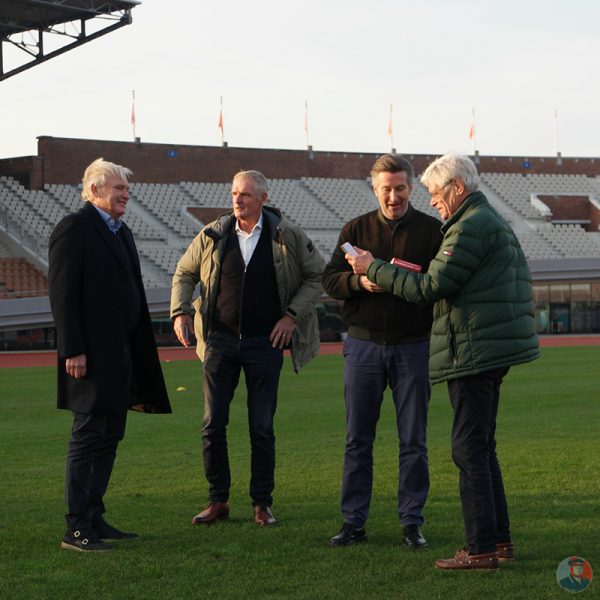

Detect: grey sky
[1, 0, 599, 159]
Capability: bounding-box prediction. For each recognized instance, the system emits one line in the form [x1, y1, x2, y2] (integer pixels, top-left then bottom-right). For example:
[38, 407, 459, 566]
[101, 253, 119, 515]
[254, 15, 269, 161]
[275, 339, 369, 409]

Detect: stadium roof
[0, 0, 139, 81]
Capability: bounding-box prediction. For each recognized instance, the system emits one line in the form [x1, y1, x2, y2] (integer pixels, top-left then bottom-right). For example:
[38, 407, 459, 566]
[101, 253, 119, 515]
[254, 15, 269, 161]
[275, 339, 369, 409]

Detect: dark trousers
[65, 410, 127, 531]
[202, 331, 283, 506]
[447, 367, 511, 554]
[341, 336, 431, 527]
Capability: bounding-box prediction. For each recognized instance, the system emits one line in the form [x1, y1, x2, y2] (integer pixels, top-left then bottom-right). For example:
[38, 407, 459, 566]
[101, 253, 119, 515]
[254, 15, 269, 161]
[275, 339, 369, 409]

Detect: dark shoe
[497, 541, 515, 563]
[403, 524, 427, 549]
[61, 529, 112, 552]
[329, 523, 367, 547]
[94, 521, 138, 541]
[254, 505, 276, 527]
[435, 548, 498, 571]
[192, 502, 229, 525]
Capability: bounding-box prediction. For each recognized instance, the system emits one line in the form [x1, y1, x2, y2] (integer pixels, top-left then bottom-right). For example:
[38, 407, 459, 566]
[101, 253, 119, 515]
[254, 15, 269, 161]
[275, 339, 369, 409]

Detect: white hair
[81, 158, 132, 201]
[420, 153, 479, 193]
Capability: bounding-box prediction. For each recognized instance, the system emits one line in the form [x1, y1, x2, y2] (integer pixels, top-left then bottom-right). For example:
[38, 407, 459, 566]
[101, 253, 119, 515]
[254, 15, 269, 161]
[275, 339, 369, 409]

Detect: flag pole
[131, 89, 136, 141]
[304, 100, 310, 149]
[387, 104, 394, 152]
[553, 109, 559, 156]
[218, 96, 225, 146]
[469, 107, 476, 156]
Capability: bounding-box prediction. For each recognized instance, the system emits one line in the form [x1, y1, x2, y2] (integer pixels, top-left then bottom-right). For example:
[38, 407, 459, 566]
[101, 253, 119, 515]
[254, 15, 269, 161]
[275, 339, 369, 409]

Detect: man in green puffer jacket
[346, 153, 539, 571]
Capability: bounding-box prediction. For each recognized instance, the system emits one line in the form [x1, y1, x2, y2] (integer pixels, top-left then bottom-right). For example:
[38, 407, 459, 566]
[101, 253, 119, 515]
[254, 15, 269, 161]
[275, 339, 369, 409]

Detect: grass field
[1, 346, 598, 599]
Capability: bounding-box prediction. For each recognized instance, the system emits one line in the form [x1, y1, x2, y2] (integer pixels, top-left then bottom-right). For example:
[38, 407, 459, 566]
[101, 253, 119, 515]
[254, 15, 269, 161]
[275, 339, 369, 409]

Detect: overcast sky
[2, 0, 600, 160]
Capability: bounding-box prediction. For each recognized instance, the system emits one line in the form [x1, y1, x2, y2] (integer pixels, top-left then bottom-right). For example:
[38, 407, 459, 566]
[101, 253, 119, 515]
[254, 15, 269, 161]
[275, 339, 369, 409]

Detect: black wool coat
[48, 201, 171, 415]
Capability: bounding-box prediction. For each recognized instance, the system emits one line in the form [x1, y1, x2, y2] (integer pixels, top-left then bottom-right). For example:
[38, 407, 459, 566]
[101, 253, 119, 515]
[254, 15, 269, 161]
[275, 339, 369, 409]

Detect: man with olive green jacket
[346, 154, 539, 571]
[171, 170, 324, 528]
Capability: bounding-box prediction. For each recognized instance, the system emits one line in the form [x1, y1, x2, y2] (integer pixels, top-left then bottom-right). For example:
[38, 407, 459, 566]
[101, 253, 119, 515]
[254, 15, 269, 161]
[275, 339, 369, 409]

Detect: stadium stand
[130, 183, 198, 239]
[0, 257, 47, 298]
[2, 171, 600, 296]
[1, 137, 600, 342]
[481, 172, 600, 221]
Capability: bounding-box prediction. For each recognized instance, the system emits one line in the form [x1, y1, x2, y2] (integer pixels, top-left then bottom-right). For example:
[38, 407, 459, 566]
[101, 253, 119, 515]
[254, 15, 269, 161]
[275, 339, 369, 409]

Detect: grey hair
[81, 158, 132, 201]
[420, 153, 479, 193]
[370, 154, 414, 187]
[233, 170, 269, 196]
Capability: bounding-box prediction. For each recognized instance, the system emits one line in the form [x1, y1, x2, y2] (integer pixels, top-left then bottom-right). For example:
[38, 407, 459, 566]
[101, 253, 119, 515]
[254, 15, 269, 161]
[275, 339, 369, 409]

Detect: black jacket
[48, 202, 171, 415]
[323, 205, 443, 344]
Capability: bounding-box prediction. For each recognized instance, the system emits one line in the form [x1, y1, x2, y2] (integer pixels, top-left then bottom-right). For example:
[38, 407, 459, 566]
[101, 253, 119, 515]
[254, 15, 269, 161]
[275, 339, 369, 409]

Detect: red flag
[468, 122, 475, 140]
[218, 109, 223, 133]
[130, 102, 135, 126]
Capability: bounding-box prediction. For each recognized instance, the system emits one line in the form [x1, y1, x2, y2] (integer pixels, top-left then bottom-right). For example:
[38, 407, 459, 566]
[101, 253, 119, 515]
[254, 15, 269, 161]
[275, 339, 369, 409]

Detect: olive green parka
[170, 206, 325, 372]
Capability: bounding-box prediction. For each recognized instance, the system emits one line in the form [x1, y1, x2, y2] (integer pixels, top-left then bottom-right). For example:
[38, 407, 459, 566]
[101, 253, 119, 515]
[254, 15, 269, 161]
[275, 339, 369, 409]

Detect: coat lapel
[81, 202, 128, 270]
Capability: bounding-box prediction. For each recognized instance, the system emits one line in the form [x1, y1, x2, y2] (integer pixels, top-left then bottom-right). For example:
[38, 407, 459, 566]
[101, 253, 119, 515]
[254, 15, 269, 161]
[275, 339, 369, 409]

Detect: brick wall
[1, 137, 600, 188]
[31, 137, 600, 186]
[0, 156, 44, 189]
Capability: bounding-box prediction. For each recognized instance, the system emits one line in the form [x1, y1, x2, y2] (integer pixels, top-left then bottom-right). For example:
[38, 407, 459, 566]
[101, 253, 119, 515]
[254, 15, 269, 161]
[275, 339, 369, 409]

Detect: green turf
[1, 347, 598, 599]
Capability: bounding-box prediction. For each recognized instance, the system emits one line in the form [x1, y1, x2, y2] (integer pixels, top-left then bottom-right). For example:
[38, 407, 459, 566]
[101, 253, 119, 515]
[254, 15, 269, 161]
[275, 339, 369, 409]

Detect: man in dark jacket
[347, 153, 539, 570]
[323, 155, 442, 548]
[48, 158, 171, 553]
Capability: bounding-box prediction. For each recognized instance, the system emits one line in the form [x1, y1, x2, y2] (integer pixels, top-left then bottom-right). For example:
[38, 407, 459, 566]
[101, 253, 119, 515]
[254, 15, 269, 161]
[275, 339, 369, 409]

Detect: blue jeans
[202, 331, 283, 506]
[341, 336, 431, 527]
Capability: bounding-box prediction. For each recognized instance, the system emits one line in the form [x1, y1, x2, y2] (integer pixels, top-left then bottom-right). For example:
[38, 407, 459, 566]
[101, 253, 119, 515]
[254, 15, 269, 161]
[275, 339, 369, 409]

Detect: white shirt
[235, 213, 264, 266]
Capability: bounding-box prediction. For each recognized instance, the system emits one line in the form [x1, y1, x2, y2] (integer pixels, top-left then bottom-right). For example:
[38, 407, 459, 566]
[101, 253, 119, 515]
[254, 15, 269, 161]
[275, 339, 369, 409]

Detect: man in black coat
[48, 158, 171, 552]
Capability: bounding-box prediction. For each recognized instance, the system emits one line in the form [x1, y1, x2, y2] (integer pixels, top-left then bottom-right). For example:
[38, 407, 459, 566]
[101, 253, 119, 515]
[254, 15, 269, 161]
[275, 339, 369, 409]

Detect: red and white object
[390, 257, 422, 272]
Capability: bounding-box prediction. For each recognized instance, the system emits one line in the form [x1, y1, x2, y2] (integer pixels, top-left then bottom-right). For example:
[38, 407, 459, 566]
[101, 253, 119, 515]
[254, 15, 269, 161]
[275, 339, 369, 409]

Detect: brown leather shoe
[254, 505, 276, 526]
[192, 502, 229, 525]
[497, 541, 515, 563]
[435, 548, 499, 571]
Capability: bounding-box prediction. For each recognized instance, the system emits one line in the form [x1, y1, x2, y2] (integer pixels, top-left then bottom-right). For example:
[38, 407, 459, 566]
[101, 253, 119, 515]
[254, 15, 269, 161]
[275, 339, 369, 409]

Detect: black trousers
[64, 344, 131, 531]
[447, 367, 511, 554]
[65, 410, 127, 531]
[202, 331, 283, 506]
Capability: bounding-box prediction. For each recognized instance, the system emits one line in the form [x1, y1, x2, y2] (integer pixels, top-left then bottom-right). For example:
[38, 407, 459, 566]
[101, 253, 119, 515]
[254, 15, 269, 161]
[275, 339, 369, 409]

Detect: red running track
[1, 336, 599, 369]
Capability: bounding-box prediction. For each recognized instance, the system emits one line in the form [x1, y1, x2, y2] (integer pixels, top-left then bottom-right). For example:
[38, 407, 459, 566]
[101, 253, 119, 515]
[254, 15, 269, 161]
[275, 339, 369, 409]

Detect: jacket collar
[441, 191, 487, 232]
[376, 203, 415, 227]
[205, 205, 283, 241]
[81, 201, 132, 271]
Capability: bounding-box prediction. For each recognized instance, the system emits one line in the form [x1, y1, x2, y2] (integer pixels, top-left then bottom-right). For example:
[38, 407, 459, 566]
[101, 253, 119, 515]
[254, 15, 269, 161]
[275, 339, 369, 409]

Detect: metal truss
[0, 1, 139, 82]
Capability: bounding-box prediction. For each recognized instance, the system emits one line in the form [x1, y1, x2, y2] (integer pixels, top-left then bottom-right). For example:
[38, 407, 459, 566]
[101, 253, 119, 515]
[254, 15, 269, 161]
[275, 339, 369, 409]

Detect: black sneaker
[93, 521, 138, 541]
[61, 529, 112, 552]
[329, 523, 367, 547]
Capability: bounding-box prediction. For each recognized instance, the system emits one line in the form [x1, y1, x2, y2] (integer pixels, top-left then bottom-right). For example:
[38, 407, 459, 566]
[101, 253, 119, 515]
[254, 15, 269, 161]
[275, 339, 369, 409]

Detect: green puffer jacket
[170, 206, 325, 372]
[366, 191, 539, 383]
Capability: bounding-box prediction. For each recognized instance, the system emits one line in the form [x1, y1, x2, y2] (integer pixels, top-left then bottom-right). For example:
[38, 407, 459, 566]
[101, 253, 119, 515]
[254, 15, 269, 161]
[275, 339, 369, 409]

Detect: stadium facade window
[550, 284, 570, 303]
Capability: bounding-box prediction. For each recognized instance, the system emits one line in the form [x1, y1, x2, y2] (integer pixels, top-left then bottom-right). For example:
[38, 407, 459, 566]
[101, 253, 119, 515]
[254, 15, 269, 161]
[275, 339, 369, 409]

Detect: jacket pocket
[448, 322, 458, 366]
